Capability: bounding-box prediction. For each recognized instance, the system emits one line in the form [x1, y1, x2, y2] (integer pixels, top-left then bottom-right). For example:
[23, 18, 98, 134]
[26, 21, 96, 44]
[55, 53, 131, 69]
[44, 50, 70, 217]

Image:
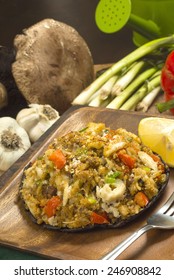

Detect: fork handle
[101, 224, 153, 260]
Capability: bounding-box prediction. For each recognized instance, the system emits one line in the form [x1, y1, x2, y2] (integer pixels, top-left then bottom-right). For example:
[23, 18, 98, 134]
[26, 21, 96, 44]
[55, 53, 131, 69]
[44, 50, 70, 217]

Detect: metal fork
[101, 192, 174, 260]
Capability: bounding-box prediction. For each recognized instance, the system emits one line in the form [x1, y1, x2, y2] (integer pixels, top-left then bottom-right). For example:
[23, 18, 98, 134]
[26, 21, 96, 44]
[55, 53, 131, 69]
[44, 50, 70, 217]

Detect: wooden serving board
[0, 106, 174, 260]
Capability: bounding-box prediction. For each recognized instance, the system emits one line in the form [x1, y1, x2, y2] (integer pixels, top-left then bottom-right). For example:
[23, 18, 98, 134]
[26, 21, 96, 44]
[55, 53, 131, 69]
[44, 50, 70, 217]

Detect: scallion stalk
[99, 75, 118, 100]
[89, 94, 112, 107]
[88, 94, 101, 107]
[88, 76, 117, 106]
[106, 67, 157, 109]
[111, 61, 145, 96]
[136, 86, 161, 112]
[72, 35, 174, 105]
[120, 71, 161, 111]
[156, 99, 174, 113]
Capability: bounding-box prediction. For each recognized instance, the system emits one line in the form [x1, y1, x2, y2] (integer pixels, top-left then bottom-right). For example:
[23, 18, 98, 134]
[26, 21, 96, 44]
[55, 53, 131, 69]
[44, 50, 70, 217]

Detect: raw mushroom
[12, 18, 94, 114]
[0, 82, 8, 109]
[0, 45, 27, 117]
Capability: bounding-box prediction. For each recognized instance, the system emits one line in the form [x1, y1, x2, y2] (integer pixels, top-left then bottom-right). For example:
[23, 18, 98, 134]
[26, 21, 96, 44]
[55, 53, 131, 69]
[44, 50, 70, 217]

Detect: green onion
[88, 197, 96, 204]
[106, 67, 157, 109]
[142, 166, 151, 172]
[111, 61, 145, 96]
[156, 98, 174, 113]
[88, 75, 117, 106]
[105, 171, 122, 183]
[120, 71, 161, 111]
[89, 94, 111, 107]
[88, 94, 102, 107]
[136, 86, 161, 112]
[79, 127, 88, 132]
[72, 35, 174, 106]
[110, 171, 122, 178]
[99, 75, 118, 100]
[105, 177, 116, 184]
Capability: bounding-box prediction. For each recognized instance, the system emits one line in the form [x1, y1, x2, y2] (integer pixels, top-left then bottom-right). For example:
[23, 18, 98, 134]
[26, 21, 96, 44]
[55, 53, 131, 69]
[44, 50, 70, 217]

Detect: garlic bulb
[16, 104, 60, 142]
[0, 117, 31, 173]
[0, 82, 8, 109]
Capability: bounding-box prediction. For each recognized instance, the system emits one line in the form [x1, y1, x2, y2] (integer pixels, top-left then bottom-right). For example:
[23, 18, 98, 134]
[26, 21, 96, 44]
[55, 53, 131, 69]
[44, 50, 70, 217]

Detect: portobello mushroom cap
[12, 19, 94, 114]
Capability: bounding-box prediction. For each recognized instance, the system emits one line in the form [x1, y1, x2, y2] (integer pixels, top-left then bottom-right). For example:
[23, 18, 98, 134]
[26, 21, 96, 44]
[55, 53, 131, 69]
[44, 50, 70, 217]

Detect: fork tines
[158, 192, 174, 216]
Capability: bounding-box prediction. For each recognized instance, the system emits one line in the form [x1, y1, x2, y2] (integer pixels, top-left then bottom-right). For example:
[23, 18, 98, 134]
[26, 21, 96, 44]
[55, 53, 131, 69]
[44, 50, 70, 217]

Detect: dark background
[0, 0, 135, 64]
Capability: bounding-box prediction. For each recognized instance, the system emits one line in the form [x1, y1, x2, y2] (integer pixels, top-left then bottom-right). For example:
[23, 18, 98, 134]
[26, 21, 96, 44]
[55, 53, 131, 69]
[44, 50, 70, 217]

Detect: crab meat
[96, 179, 126, 203]
[138, 151, 158, 171]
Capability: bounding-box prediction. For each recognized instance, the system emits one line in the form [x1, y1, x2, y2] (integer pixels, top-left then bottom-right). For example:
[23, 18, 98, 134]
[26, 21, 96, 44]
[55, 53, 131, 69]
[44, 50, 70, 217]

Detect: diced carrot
[44, 196, 62, 218]
[118, 152, 136, 169]
[91, 212, 109, 224]
[105, 130, 115, 139]
[49, 149, 66, 169]
[149, 153, 161, 162]
[134, 192, 149, 207]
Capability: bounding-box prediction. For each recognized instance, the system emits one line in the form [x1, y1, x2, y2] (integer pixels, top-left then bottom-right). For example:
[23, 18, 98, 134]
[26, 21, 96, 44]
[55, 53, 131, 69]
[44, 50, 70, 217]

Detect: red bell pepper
[44, 196, 62, 218]
[91, 212, 109, 224]
[157, 50, 174, 114]
[134, 192, 149, 207]
[117, 151, 136, 169]
[49, 149, 66, 169]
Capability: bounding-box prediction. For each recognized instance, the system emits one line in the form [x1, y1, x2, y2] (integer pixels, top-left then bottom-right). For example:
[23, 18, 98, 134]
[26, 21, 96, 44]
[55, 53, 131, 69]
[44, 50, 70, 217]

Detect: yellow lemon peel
[138, 117, 174, 167]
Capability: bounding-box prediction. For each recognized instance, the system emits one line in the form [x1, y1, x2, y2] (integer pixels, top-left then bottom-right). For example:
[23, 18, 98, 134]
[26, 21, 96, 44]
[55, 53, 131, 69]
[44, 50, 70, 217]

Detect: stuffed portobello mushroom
[20, 122, 170, 231]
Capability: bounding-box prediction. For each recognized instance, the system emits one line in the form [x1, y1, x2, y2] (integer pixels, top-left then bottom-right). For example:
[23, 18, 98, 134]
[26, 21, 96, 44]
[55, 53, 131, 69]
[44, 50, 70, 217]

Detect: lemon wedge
[138, 117, 174, 167]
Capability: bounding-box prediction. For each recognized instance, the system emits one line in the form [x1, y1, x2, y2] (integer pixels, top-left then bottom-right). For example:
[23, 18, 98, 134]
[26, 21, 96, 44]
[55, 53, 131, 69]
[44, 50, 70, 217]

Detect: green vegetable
[142, 166, 151, 172]
[88, 197, 97, 204]
[120, 71, 161, 110]
[136, 86, 161, 112]
[107, 66, 157, 109]
[156, 98, 174, 113]
[105, 171, 122, 183]
[111, 61, 145, 96]
[72, 35, 174, 106]
[75, 147, 87, 155]
[79, 127, 88, 132]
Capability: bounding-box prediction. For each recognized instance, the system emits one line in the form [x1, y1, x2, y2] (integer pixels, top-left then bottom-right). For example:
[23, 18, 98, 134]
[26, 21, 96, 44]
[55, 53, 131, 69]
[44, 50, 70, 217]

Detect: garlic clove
[16, 108, 40, 131]
[0, 117, 31, 173]
[0, 149, 24, 172]
[29, 120, 53, 142]
[16, 104, 60, 142]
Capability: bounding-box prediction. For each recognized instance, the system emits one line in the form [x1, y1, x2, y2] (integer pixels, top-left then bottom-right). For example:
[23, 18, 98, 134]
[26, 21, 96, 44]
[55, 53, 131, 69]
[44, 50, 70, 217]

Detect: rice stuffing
[20, 122, 168, 229]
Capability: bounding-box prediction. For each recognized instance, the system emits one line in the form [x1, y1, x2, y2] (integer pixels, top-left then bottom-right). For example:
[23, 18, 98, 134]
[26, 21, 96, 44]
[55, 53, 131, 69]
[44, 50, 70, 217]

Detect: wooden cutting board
[0, 106, 173, 260]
